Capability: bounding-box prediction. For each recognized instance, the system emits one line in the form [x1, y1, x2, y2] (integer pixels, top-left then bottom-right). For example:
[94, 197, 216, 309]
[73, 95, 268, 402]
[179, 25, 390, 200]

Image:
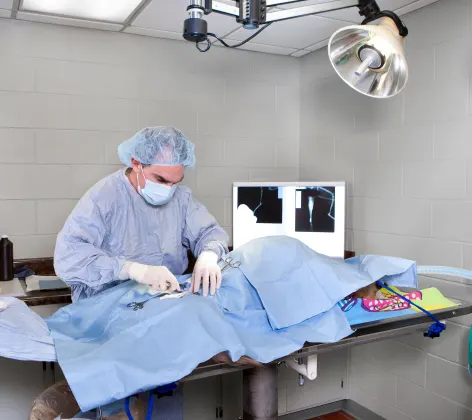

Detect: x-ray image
[237, 187, 283, 224]
[295, 187, 335, 232]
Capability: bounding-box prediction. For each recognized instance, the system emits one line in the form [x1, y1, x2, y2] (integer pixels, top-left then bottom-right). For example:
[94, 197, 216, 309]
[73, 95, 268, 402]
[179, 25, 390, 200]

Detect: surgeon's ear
[130, 158, 141, 173]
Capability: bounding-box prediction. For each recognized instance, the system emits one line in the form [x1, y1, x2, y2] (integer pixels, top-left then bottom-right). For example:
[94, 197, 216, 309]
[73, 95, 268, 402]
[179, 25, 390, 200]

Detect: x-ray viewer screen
[233, 182, 346, 258]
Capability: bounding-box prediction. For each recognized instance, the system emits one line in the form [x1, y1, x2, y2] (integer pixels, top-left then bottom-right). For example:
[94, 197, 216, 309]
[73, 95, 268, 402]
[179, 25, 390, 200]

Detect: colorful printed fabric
[340, 287, 457, 326]
[361, 291, 423, 312]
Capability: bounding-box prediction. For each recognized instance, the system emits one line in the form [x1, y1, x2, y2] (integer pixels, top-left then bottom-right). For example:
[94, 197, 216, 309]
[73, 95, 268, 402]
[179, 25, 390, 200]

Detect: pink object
[361, 291, 422, 312]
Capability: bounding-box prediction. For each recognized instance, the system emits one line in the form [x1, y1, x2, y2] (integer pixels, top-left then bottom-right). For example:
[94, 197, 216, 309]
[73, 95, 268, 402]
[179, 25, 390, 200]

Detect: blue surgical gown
[54, 169, 228, 301]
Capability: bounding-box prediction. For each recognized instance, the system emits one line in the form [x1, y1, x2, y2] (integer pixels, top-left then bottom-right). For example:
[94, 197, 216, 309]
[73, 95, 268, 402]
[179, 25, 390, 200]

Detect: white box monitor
[233, 182, 346, 258]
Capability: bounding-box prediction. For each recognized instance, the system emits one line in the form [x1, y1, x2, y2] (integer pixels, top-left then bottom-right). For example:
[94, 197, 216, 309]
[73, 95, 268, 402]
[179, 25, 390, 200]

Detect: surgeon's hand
[192, 251, 221, 297]
[121, 262, 181, 292]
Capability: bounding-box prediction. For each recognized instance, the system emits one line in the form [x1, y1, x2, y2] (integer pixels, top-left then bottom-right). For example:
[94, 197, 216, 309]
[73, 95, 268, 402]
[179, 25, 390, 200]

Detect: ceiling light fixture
[21, 0, 143, 23]
[182, 0, 409, 98]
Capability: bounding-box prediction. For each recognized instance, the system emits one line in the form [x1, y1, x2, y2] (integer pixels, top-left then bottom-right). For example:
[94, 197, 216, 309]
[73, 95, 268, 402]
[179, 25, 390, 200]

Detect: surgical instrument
[127, 290, 184, 311]
[220, 257, 241, 272]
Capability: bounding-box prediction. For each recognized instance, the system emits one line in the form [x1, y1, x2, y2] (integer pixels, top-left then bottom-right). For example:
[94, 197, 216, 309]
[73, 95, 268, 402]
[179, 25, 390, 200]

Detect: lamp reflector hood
[328, 17, 408, 99]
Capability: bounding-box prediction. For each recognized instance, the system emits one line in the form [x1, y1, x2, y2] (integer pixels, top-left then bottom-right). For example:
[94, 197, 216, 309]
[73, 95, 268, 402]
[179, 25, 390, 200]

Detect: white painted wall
[300, 0, 472, 419]
[0, 18, 299, 258]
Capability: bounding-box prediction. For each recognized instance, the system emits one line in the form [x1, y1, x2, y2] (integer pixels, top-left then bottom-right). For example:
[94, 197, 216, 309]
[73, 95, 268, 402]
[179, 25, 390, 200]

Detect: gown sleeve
[54, 191, 126, 290]
[182, 193, 229, 260]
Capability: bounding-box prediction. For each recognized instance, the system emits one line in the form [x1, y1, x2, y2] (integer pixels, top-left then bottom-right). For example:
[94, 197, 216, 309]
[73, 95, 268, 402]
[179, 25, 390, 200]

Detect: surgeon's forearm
[54, 242, 125, 288]
[57, 255, 125, 287]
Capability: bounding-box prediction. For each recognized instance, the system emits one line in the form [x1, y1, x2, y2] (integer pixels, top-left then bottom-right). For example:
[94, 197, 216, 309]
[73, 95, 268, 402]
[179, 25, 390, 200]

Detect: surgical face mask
[137, 167, 177, 206]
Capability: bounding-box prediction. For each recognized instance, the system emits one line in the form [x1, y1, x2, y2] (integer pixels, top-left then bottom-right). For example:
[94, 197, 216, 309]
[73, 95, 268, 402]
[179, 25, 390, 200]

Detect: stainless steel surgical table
[19, 278, 472, 420]
[183, 298, 472, 420]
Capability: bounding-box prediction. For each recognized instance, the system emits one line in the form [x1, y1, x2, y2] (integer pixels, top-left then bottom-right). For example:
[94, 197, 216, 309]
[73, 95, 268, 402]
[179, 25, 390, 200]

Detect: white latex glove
[192, 251, 222, 297]
[120, 262, 181, 292]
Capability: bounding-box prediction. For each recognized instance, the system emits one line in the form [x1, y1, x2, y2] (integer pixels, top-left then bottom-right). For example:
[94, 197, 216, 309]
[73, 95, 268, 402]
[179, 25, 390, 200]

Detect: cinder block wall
[299, 0, 472, 419]
[2, 0, 471, 417]
[0, 18, 299, 258]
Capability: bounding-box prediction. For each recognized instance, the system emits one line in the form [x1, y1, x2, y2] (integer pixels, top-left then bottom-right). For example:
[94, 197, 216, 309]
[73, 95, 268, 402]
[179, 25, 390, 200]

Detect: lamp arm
[266, 0, 360, 23]
[208, 1, 239, 17]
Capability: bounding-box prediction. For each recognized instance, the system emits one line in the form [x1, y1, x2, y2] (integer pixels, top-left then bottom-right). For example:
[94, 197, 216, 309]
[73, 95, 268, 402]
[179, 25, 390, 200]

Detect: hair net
[118, 127, 196, 168]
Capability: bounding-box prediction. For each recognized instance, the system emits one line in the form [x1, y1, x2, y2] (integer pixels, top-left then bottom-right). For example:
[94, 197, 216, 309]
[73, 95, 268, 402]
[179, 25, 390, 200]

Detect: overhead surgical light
[182, 0, 409, 99]
[328, 13, 408, 98]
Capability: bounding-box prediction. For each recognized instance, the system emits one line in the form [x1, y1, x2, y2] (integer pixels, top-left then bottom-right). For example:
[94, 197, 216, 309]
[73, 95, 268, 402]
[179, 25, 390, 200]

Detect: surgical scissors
[221, 256, 241, 272]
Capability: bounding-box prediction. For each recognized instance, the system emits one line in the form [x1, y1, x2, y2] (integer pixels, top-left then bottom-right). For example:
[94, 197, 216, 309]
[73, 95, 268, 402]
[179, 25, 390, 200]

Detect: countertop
[11, 258, 72, 306]
[19, 282, 72, 306]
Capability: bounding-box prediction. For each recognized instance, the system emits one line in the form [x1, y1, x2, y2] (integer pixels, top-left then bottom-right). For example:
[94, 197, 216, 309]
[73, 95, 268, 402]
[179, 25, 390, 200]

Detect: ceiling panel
[215, 39, 298, 55]
[21, 0, 143, 23]
[290, 49, 312, 57]
[306, 37, 329, 51]
[131, 0, 241, 38]
[227, 14, 346, 49]
[277, 0, 348, 10]
[124, 26, 183, 40]
[3, 0, 445, 57]
[17, 12, 123, 31]
[394, 0, 439, 15]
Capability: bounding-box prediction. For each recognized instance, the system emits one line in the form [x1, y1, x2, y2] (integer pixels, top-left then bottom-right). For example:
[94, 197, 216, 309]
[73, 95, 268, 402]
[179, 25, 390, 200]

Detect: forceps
[127, 293, 165, 310]
[221, 256, 241, 272]
[127, 290, 184, 311]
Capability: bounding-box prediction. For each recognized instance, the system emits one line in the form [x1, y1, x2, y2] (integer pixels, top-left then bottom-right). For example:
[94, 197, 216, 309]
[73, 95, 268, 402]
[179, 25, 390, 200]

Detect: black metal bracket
[204, 0, 213, 15]
[362, 10, 409, 37]
[358, 0, 380, 19]
[236, 0, 267, 27]
[358, 0, 408, 37]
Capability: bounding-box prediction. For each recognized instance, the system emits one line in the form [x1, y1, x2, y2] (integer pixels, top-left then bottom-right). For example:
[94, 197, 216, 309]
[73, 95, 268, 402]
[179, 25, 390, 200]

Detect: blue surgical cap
[118, 127, 196, 168]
